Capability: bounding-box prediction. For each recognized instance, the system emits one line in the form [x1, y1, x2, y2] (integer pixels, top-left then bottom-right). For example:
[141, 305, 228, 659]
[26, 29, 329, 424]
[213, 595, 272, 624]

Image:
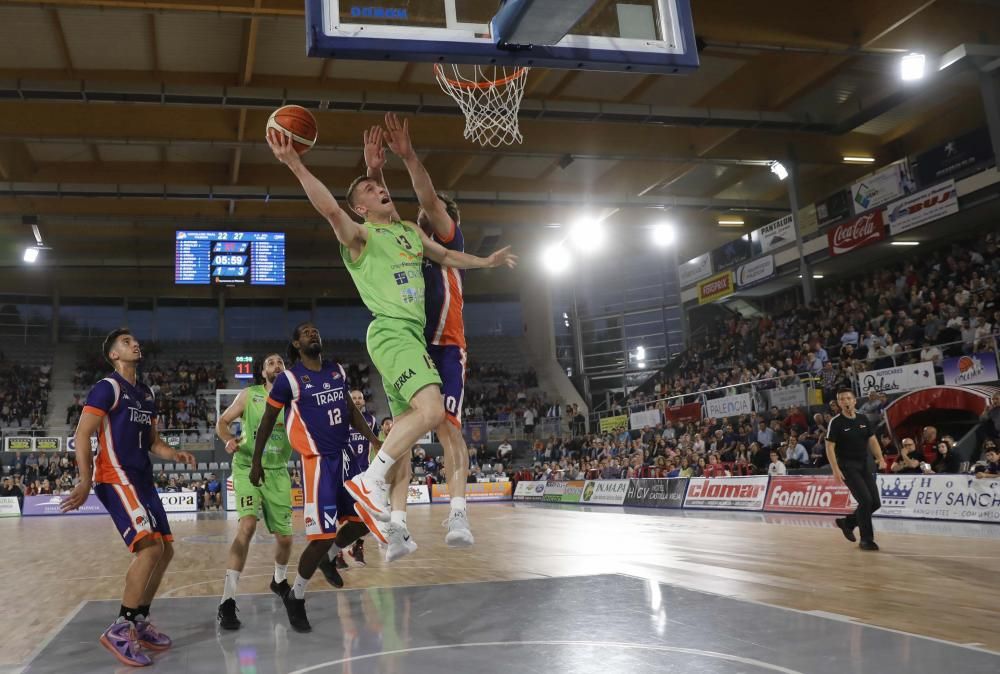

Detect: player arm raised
[216, 389, 248, 455]
[249, 403, 281, 487]
[347, 396, 382, 452]
[266, 130, 368, 255]
[417, 227, 517, 270]
[383, 113, 453, 239]
[364, 125, 388, 190]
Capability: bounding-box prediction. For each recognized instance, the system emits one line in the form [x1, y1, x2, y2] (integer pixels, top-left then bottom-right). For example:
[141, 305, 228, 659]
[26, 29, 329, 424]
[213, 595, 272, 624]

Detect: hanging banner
[797, 203, 819, 236]
[752, 214, 796, 253]
[664, 402, 702, 423]
[858, 362, 935, 396]
[704, 393, 753, 419]
[711, 234, 752, 271]
[580, 479, 629, 505]
[885, 180, 959, 236]
[629, 409, 661, 430]
[827, 210, 885, 256]
[678, 253, 713, 287]
[767, 385, 807, 410]
[736, 255, 775, 289]
[598, 415, 629, 433]
[816, 189, 852, 228]
[876, 474, 1000, 523]
[850, 160, 916, 214]
[697, 271, 735, 305]
[912, 127, 995, 187]
[941, 352, 999, 386]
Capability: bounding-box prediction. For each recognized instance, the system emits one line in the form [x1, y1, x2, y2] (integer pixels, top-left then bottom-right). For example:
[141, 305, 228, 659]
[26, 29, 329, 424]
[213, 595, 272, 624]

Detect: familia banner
[704, 393, 753, 419]
[764, 476, 856, 514]
[885, 180, 959, 236]
[624, 478, 687, 509]
[684, 476, 769, 510]
[876, 474, 1000, 523]
[858, 362, 935, 396]
[941, 352, 999, 386]
[580, 479, 629, 505]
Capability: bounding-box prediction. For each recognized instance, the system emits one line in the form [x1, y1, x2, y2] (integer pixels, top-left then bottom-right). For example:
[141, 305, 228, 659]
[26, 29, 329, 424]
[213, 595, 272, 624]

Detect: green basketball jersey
[235, 384, 292, 470]
[340, 221, 426, 326]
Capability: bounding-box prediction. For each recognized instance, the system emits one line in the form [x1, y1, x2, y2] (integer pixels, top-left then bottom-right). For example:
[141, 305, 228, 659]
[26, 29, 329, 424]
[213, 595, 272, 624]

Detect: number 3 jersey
[267, 360, 351, 458]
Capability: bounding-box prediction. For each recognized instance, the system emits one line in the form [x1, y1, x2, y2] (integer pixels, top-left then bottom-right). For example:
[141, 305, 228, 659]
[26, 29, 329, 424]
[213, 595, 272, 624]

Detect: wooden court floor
[1, 502, 998, 669]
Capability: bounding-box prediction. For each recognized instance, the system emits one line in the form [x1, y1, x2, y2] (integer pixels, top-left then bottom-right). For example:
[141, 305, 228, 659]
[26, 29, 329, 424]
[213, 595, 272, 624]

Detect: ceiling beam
[442, 155, 479, 189]
[6, 0, 303, 18]
[147, 13, 160, 75]
[47, 9, 75, 77]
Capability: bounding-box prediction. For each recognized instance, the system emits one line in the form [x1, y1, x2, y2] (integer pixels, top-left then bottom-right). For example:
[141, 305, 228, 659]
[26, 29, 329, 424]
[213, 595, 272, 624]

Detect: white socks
[222, 569, 240, 603]
[274, 563, 288, 583]
[291, 575, 309, 600]
[367, 450, 396, 481]
[450, 497, 467, 514]
[390, 510, 407, 527]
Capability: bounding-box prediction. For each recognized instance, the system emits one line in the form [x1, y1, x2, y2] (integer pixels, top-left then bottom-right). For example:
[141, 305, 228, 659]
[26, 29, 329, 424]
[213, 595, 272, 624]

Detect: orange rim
[433, 63, 529, 90]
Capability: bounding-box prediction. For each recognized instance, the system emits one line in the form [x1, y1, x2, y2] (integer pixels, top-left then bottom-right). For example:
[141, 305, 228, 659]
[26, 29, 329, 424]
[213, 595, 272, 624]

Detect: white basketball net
[434, 64, 530, 147]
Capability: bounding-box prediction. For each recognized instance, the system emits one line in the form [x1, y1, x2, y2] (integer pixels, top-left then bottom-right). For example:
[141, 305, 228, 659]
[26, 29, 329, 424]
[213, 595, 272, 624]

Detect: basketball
[266, 105, 317, 154]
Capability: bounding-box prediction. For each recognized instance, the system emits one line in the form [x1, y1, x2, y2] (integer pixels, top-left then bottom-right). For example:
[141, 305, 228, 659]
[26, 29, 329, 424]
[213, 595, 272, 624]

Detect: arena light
[717, 217, 744, 227]
[770, 161, 788, 181]
[843, 156, 876, 164]
[900, 52, 926, 81]
[541, 243, 571, 275]
[651, 222, 675, 247]
[636, 345, 646, 361]
[23, 247, 39, 263]
[568, 217, 605, 253]
[891, 241, 920, 246]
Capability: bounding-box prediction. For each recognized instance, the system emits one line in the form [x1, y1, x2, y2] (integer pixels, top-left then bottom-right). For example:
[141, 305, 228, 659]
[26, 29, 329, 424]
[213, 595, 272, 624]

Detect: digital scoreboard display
[175, 231, 285, 285]
[234, 355, 254, 381]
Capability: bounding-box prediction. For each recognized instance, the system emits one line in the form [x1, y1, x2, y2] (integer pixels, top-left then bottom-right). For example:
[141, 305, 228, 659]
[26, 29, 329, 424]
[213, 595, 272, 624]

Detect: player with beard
[215, 353, 295, 630]
[250, 323, 381, 632]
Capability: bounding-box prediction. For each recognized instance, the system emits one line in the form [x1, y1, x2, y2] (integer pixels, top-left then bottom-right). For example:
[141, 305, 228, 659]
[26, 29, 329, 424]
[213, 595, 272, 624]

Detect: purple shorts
[95, 480, 172, 551]
[427, 344, 466, 428]
[302, 453, 343, 540]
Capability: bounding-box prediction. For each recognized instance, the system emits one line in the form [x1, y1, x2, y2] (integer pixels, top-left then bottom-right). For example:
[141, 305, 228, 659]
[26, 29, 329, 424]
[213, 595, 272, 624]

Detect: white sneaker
[384, 523, 418, 563]
[443, 510, 475, 548]
[345, 473, 390, 522]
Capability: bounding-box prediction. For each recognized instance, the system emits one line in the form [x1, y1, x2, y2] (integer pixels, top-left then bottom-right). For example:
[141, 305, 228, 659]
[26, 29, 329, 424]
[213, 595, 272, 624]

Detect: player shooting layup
[266, 128, 516, 547]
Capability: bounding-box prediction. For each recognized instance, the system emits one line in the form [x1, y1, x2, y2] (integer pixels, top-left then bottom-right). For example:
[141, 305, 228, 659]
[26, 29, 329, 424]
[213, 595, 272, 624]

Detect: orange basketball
[266, 105, 317, 155]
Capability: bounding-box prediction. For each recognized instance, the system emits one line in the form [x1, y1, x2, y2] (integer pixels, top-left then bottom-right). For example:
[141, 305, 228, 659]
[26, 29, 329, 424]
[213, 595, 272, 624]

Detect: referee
[826, 388, 887, 551]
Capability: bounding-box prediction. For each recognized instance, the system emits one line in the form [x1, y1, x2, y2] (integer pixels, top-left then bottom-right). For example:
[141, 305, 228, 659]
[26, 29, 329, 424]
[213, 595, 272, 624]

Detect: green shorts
[231, 465, 293, 536]
[367, 316, 442, 417]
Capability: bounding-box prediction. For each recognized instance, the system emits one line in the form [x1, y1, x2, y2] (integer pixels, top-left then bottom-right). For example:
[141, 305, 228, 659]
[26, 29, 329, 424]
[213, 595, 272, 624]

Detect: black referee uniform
[827, 412, 881, 544]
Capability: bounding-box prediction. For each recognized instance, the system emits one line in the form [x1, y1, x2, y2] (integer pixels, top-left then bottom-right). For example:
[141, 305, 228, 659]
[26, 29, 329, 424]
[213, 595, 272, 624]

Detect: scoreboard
[175, 231, 285, 285]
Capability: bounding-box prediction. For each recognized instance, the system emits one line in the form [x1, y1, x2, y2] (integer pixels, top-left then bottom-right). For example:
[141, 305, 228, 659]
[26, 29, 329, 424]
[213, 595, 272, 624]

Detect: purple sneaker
[99, 621, 152, 667]
[135, 620, 172, 651]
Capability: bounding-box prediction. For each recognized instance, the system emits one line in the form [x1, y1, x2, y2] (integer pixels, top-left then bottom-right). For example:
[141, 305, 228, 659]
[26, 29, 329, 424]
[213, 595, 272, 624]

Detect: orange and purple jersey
[423, 218, 466, 349]
[267, 360, 351, 458]
[83, 372, 156, 486]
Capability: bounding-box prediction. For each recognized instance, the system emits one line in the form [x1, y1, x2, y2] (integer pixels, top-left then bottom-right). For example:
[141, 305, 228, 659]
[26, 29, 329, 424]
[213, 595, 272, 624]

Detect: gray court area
[23, 574, 999, 674]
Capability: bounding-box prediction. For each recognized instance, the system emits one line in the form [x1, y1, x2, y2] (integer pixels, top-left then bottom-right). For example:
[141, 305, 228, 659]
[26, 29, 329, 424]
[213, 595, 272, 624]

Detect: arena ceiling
[0, 0, 996, 295]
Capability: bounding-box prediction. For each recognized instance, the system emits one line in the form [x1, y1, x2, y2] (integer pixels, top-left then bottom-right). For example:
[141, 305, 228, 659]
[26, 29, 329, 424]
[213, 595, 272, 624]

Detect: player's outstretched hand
[250, 462, 265, 488]
[364, 126, 387, 171]
[267, 128, 301, 167]
[176, 451, 197, 468]
[487, 246, 518, 269]
[384, 112, 415, 160]
[224, 437, 242, 455]
[59, 481, 91, 513]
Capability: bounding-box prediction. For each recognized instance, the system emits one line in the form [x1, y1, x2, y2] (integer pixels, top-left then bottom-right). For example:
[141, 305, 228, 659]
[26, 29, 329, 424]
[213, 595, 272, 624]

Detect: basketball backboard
[305, 0, 699, 74]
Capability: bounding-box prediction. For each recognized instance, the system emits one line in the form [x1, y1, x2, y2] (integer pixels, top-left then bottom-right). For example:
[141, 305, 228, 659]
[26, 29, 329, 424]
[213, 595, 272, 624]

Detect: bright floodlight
[542, 243, 571, 275]
[636, 345, 646, 361]
[23, 247, 39, 263]
[568, 217, 605, 253]
[901, 53, 926, 81]
[770, 161, 788, 181]
[651, 222, 675, 247]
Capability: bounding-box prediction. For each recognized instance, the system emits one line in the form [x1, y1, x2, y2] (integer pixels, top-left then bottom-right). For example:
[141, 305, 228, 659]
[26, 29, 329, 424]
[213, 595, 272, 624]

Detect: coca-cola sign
[827, 210, 885, 256]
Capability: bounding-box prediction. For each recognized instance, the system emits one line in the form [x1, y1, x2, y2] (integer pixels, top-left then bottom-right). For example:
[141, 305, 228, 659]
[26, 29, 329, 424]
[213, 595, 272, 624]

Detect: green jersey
[235, 384, 292, 470]
[341, 221, 426, 326]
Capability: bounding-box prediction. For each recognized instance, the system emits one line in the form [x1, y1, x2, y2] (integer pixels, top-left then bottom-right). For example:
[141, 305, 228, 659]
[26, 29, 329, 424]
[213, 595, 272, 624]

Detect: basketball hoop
[434, 63, 530, 147]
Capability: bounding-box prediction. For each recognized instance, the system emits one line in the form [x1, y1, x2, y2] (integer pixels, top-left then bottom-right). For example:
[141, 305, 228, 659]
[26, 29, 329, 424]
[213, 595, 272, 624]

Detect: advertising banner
[159, 492, 198, 513]
[764, 476, 856, 514]
[753, 214, 796, 253]
[697, 271, 735, 305]
[513, 480, 547, 501]
[406, 484, 431, 505]
[850, 160, 915, 214]
[912, 127, 995, 187]
[560, 480, 585, 503]
[22, 493, 108, 516]
[711, 234, 752, 271]
[678, 253, 713, 287]
[629, 409, 661, 430]
[735, 255, 775, 289]
[941, 352, 999, 386]
[797, 203, 819, 236]
[292, 487, 304, 509]
[858, 362, 935, 396]
[876, 474, 1000, 523]
[3, 437, 32, 451]
[624, 478, 688, 509]
[34, 437, 62, 451]
[580, 479, 629, 506]
[827, 210, 885, 256]
[431, 482, 511, 503]
[664, 402, 702, 424]
[67, 436, 99, 452]
[463, 421, 488, 445]
[684, 476, 769, 510]
[885, 180, 959, 236]
[543, 481, 566, 503]
[599, 415, 629, 433]
[0, 496, 20, 517]
[704, 393, 753, 419]
[767, 385, 807, 410]
[816, 189, 852, 227]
